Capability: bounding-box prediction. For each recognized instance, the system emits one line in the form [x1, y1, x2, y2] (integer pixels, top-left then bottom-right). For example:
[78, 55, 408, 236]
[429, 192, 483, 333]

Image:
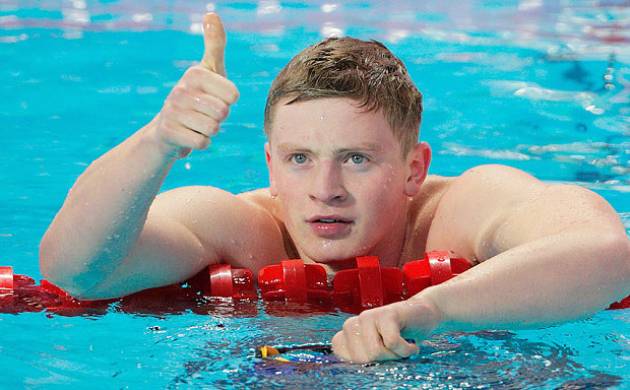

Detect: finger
[174, 109, 219, 137]
[358, 316, 399, 362]
[201, 13, 226, 76]
[171, 84, 230, 122]
[331, 331, 351, 361]
[161, 119, 210, 150]
[190, 93, 230, 122]
[378, 319, 420, 358]
[189, 69, 239, 104]
[342, 316, 397, 363]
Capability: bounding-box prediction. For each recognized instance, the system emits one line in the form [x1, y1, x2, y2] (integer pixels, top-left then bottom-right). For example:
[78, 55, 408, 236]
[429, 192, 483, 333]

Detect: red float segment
[208, 264, 256, 299]
[0, 266, 14, 291]
[209, 264, 234, 297]
[609, 295, 630, 310]
[333, 256, 404, 311]
[357, 256, 384, 308]
[259, 259, 329, 303]
[2, 255, 628, 315]
[427, 250, 453, 285]
[403, 251, 472, 298]
[450, 257, 470, 274]
[283, 259, 307, 302]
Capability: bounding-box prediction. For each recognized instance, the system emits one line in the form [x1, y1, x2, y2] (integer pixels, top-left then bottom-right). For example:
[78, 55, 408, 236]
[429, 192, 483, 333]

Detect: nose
[309, 161, 348, 204]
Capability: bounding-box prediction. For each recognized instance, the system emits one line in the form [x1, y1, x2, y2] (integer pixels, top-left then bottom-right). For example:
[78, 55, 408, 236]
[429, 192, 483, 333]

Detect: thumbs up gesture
[153, 13, 239, 158]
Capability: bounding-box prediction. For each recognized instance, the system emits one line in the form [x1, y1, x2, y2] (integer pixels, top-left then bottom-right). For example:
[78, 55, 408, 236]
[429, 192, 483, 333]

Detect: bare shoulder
[153, 186, 288, 271]
[236, 188, 282, 219]
[426, 164, 626, 262]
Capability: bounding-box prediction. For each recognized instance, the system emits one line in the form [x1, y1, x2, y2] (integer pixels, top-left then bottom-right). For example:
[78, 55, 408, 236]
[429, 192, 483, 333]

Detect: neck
[366, 199, 411, 268]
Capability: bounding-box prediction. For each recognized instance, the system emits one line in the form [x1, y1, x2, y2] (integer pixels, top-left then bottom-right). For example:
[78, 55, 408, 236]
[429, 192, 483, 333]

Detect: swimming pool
[1, 0, 629, 387]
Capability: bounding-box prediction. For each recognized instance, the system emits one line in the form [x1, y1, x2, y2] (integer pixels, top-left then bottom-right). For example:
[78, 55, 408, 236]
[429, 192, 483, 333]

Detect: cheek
[356, 174, 407, 217]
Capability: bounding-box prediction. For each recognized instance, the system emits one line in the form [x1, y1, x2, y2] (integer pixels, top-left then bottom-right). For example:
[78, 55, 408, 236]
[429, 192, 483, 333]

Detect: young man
[39, 14, 630, 363]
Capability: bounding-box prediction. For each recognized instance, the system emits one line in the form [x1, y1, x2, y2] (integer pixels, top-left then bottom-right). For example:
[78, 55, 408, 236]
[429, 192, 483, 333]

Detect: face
[265, 97, 430, 266]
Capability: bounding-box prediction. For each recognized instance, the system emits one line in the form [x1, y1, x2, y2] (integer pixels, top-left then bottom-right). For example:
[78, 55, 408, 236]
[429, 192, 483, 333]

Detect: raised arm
[39, 14, 253, 299]
[332, 164, 630, 363]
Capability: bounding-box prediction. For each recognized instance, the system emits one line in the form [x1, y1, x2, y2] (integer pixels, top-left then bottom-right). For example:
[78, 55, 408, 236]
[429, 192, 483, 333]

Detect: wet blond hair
[264, 37, 422, 155]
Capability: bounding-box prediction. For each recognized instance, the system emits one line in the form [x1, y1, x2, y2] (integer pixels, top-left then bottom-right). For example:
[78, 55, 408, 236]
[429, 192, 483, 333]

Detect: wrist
[140, 116, 186, 162]
[398, 292, 444, 336]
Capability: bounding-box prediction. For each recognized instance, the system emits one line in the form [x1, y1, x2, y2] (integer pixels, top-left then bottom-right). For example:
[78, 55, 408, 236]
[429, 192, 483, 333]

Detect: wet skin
[264, 97, 431, 271]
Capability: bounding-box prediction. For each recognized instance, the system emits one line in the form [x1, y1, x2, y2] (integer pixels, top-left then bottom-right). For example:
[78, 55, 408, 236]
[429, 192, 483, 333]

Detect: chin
[302, 239, 368, 264]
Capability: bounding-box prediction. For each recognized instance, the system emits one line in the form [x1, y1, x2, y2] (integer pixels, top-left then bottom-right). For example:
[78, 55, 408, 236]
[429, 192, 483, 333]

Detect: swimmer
[39, 13, 630, 363]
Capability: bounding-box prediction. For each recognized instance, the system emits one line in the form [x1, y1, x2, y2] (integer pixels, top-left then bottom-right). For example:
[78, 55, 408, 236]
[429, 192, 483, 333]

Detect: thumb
[201, 13, 226, 76]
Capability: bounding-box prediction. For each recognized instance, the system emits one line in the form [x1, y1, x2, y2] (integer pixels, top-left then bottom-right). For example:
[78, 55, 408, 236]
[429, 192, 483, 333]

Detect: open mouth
[307, 216, 354, 238]
[313, 218, 351, 224]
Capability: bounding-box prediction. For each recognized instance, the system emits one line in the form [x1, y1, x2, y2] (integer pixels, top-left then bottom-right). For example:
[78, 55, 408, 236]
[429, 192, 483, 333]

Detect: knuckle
[193, 135, 209, 150]
[169, 87, 187, 104]
[358, 310, 371, 320]
[172, 85, 185, 97]
[227, 84, 240, 103]
[358, 309, 377, 323]
[331, 332, 343, 347]
[342, 318, 356, 332]
[231, 90, 240, 103]
[216, 103, 229, 119]
[184, 66, 202, 78]
[207, 121, 219, 134]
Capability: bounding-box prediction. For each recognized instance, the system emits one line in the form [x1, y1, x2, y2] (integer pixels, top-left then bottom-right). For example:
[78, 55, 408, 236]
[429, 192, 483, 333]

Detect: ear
[265, 142, 278, 197]
[404, 142, 431, 197]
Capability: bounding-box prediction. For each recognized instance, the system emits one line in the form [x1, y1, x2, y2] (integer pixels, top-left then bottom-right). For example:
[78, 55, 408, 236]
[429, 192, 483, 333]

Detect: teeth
[319, 218, 337, 223]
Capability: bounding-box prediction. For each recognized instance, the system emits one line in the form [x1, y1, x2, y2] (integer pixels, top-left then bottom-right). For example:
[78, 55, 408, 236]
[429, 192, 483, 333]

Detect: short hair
[264, 37, 422, 155]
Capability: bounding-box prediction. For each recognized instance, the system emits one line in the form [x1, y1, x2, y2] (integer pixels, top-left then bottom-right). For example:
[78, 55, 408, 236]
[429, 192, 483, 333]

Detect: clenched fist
[152, 13, 239, 158]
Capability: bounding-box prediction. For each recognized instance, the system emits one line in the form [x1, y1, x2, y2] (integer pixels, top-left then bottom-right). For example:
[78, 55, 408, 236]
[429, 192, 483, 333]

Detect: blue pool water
[1, 1, 629, 388]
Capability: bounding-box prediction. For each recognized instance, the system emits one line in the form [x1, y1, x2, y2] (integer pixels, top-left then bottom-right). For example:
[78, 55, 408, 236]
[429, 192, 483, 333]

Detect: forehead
[269, 97, 397, 148]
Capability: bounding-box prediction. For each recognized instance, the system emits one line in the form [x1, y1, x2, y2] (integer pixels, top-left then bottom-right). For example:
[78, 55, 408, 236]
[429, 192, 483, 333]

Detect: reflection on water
[169, 325, 625, 389]
[1, 1, 629, 59]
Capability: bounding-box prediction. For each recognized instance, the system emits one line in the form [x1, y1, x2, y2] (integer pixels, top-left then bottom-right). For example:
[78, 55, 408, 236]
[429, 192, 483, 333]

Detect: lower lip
[309, 222, 352, 238]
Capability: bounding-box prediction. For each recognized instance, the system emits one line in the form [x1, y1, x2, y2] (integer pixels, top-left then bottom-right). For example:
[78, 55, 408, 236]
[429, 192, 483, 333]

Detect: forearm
[414, 230, 630, 330]
[40, 119, 176, 289]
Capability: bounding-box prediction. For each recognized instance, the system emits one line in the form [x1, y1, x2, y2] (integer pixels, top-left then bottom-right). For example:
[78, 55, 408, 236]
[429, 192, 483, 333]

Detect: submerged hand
[331, 297, 443, 364]
[152, 13, 239, 158]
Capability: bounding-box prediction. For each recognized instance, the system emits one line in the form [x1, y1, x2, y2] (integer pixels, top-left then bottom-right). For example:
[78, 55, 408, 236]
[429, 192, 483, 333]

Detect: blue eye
[291, 153, 308, 164]
[348, 154, 367, 164]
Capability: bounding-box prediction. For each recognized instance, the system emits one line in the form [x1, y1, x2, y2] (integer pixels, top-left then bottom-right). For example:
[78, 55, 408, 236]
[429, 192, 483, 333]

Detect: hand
[152, 13, 239, 159]
[331, 297, 443, 363]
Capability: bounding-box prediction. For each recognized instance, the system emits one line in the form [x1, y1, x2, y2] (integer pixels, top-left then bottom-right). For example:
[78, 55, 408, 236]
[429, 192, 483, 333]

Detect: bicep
[429, 164, 626, 263]
[489, 182, 626, 256]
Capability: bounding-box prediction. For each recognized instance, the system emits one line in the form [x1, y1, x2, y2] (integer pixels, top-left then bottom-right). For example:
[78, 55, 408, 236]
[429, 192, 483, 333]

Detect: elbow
[596, 231, 630, 299]
[39, 232, 100, 300]
[39, 230, 62, 284]
[618, 235, 630, 282]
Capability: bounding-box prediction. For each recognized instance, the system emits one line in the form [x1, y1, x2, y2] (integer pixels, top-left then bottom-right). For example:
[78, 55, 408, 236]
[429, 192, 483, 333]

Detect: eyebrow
[276, 142, 383, 153]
